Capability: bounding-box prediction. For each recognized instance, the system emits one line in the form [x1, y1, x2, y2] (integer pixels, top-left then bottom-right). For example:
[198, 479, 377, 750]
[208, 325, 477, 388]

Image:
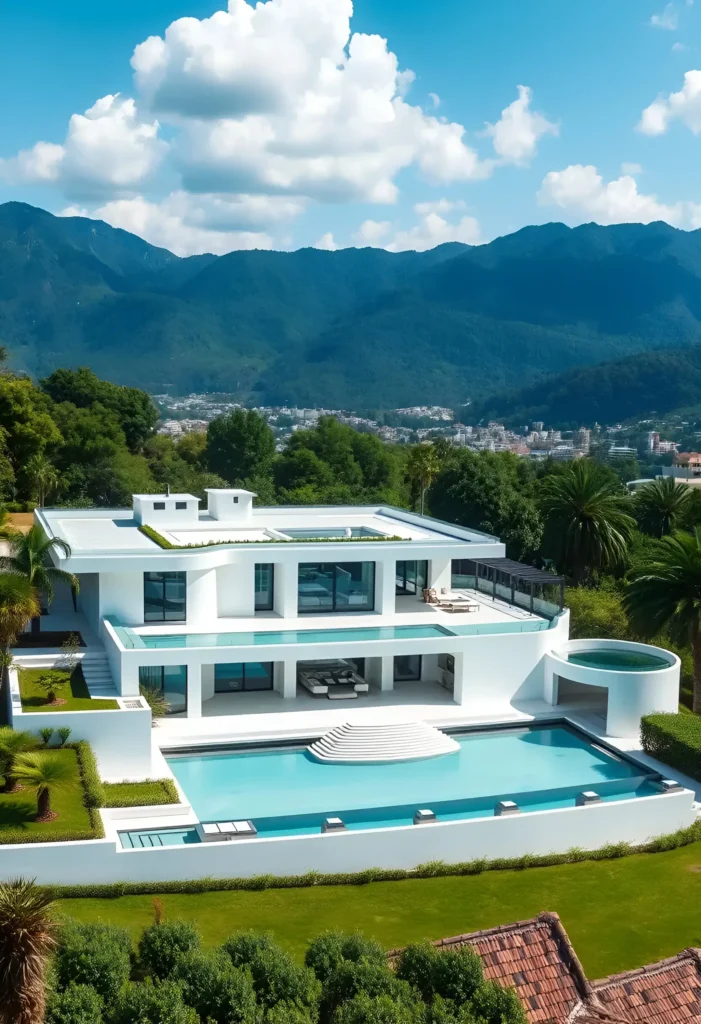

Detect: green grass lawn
[59, 840, 701, 981]
[19, 667, 119, 712]
[0, 748, 92, 836]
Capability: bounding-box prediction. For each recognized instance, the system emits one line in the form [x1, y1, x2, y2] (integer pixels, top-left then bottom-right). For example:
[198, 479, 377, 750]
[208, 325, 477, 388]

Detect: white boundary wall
[0, 789, 693, 885]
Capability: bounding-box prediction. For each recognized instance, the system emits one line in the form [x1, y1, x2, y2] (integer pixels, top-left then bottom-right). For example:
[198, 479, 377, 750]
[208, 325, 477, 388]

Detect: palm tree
[625, 528, 701, 713]
[0, 728, 40, 793]
[0, 573, 39, 725]
[13, 751, 76, 821]
[633, 477, 692, 538]
[0, 526, 78, 635]
[407, 443, 440, 515]
[23, 454, 59, 509]
[541, 460, 636, 583]
[0, 877, 57, 1024]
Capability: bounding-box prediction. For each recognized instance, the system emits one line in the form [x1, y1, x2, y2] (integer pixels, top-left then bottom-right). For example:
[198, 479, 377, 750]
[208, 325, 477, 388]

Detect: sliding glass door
[214, 662, 274, 692]
[138, 665, 187, 714]
[395, 561, 428, 596]
[298, 563, 375, 613]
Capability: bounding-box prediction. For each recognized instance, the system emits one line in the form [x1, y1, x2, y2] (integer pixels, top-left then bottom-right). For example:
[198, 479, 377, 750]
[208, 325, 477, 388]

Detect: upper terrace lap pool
[136, 724, 665, 848]
[113, 619, 549, 649]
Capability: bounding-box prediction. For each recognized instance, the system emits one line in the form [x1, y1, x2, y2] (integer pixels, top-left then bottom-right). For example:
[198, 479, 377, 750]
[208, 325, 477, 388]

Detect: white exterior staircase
[80, 652, 119, 698]
[307, 721, 460, 764]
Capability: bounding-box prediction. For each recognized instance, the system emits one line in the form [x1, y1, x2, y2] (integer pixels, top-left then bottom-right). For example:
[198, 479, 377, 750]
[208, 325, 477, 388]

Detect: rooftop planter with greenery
[139, 524, 407, 550]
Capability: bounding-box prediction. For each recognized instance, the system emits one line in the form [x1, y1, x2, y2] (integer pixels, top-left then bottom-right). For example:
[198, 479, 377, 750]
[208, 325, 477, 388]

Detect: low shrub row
[50, 820, 701, 899]
[102, 779, 180, 808]
[139, 524, 407, 549]
[641, 713, 701, 781]
[46, 920, 527, 1024]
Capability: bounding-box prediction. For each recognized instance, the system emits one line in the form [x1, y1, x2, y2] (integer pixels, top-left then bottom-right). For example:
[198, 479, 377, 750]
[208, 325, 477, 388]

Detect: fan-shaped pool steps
[307, 721, 460, 764]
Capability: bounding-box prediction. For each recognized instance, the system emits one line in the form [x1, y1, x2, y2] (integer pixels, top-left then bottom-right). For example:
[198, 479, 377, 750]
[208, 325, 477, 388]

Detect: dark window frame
[153, 502, 166, 511]
[255, 563, 274, 612]
[143, 571, 187, 623]
[394, 654, 422, 682]
[138, 665, 187, 715]
[298, 562, 375, 614]
[175, 501, 187, 510]
[214, 662, 274, 693]
[395, 560, 428, 597]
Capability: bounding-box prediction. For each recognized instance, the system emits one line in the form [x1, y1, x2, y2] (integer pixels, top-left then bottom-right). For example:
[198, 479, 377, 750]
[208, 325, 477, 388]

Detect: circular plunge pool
[562, 649, 670, 672]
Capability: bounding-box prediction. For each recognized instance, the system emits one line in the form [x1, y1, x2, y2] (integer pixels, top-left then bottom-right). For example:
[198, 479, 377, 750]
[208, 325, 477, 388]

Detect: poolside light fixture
[660, 779, 682, 793]
[413, 809, 436, 824]
[494, 800, 520, 816]
[576, 791, 601, 806]
[322, 816, 346, 833]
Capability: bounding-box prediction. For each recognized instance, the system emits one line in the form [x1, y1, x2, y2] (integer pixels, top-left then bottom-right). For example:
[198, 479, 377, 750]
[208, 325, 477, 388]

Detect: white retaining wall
[0, 788, 693, 885]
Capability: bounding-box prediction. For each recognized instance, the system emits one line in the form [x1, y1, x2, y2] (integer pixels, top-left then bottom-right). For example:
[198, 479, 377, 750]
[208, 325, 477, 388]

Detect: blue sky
[2, 0, 701, 254]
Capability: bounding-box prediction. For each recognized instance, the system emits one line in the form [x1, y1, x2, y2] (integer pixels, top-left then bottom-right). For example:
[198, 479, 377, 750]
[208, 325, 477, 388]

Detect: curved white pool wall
[545, 639, 680, 738]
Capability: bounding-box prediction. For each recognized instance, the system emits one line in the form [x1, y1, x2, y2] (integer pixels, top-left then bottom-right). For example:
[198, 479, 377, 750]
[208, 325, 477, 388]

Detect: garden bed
[0, 747, 93, 841]
[102, 779, 180, 807]
[18, 667, 119, 712]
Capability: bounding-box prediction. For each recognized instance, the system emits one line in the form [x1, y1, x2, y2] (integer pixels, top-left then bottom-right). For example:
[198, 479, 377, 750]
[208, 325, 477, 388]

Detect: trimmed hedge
[48, 820, 701, 899]
[102, 778, 180, 808]
[139, 524, 406, 550]
[641, 713, 701, 782]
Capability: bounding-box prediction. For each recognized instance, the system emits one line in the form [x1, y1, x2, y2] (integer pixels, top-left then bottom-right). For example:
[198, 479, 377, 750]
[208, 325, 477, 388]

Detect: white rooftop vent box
[206, 488, 256, 523]
[133, 493, 200, 529]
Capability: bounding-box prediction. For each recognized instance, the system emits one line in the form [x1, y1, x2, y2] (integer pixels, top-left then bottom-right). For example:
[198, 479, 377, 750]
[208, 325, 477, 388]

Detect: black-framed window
[394, 655, 422, 682]
[214, 662, 274, 693]
[144, 572, 186, 623]
[395, 561, 428, 596]
[255, 564, 274, 611]
[139, 665, 187, 714]
[298, 562, 375, 613]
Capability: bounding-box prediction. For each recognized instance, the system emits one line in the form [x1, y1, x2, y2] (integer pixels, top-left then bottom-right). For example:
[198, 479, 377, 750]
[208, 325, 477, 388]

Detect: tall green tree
[633, 477, 693, 538]
[540, 459, 635, 582]
[429, 449, 543, 560]
[206, 409, 275, 485]
[0, 374, 62, 501]
[41, 367, 157, 451]
[14, 751, 76, 822]
[406, 443, 440, 515]
[0, 574, 39, 725]
[0, 878, 57, 1024]
[625, 528, 701, 713]
[0, 526, 78, 635]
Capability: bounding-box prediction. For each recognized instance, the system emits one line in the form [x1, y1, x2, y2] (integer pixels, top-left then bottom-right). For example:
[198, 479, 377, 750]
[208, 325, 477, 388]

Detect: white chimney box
[133, 494, 200, 528]
[206, 488, 256, 522]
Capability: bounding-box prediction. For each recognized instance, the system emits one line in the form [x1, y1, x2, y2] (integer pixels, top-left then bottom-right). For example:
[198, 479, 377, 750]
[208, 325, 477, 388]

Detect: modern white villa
[1, 489, 697, 885]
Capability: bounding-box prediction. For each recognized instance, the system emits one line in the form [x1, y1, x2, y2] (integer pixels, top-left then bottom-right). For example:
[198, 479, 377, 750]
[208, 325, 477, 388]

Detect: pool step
[308, 721, 460, 764]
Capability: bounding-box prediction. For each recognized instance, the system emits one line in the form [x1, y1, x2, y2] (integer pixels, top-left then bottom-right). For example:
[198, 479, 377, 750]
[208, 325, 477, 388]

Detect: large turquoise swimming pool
[118, 725, 659, 848]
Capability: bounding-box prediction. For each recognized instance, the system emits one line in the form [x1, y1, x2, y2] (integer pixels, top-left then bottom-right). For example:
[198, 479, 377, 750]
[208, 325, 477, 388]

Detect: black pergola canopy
[458, 557, 565, 615]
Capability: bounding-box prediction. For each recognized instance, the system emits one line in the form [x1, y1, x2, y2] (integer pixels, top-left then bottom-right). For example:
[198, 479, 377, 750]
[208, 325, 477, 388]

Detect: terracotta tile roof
[387, 912, 590, 1023]
[576, 948, 701, 1023]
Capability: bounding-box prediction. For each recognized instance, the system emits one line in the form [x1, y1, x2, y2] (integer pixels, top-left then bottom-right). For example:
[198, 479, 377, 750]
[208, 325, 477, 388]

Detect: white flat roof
[38, 504, 502, 559]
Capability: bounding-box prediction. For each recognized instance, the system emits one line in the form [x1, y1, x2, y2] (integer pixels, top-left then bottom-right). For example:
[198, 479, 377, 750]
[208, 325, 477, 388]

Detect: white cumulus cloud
[313, 231, 339, 250]
[0, 95, 166, 198]
[650, 3, 679, 29]
[355, 201, 481, 251]
[538, 164, 684, 225]
[0, 0, 558, 254]
[638, 69, 701, 134]
[484, 85, 558, 166]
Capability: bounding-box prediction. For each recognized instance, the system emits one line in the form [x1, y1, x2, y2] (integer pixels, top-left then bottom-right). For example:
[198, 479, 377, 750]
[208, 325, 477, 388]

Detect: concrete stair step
[308, 721, 459, 764]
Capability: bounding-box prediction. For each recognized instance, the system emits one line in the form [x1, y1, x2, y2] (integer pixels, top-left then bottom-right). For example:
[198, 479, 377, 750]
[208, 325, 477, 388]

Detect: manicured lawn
[0, 748, 92, 835]
[19, 667, 119, 712]
[59, 841, 701, 980]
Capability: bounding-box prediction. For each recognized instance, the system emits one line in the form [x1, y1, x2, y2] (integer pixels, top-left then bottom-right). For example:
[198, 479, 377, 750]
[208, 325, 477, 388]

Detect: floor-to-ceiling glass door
[395, 561, 428, 596]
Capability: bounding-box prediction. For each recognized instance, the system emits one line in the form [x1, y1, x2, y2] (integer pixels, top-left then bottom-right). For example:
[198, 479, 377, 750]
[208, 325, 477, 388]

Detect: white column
[452, 651, 467, 705]
[429, 556, 453, 595]
[187, 662, 202, 718]
[544, 665, 558, 706]
[186, 568, 218, 629]
[216, 563, 255, 617]
[380, 655, 395, 692]
[273, 660, 297, 699]
[273, 562, 299, 620]
[120, 658, 140, 697]
[374, 557, 396, 616]
[201, 664, 215, 704]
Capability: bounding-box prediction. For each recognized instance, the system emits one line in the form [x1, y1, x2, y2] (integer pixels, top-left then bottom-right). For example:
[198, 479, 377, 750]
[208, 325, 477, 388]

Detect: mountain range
[4, 201, 701, 410]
